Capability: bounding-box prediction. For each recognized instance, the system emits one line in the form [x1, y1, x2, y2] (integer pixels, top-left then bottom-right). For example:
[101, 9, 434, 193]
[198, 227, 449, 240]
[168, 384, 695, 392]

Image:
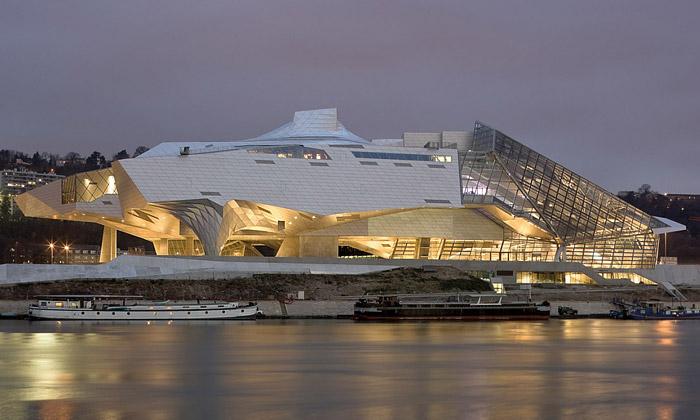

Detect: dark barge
[352, 294, 551, 321]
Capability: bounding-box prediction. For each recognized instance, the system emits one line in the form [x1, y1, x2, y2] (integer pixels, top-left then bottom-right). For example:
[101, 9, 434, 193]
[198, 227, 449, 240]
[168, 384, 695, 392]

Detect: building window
[248, 146, 331, 160]
[351, 151, 452, 162]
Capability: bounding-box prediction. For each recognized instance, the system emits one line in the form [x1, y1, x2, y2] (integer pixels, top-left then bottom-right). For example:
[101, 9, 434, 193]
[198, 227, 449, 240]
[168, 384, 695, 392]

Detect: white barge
[28, 295, 258, 321]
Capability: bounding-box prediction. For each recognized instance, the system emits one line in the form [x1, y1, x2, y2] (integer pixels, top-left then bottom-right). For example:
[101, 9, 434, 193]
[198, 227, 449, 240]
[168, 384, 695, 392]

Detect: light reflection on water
[1, 319, 699, 420]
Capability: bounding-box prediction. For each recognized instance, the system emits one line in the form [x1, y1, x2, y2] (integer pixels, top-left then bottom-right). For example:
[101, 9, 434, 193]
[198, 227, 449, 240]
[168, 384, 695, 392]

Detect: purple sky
[2, 1, 699, 193]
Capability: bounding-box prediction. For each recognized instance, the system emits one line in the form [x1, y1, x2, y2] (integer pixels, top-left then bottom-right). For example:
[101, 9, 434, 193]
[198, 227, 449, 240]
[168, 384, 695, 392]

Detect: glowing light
[107, 175, 116, 194]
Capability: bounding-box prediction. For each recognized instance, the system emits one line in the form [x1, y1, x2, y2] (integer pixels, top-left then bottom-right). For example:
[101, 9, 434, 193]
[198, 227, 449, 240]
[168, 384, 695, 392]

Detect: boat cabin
[34, 295, 144, 310]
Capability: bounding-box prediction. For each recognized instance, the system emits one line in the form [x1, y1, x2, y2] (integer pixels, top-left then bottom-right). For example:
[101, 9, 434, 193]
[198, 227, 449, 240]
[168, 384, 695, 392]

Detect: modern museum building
[16, 108, 685, 285]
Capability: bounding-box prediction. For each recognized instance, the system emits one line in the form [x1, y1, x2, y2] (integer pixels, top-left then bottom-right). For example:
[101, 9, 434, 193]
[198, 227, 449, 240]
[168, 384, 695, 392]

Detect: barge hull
[352, 314, 550, 321]
[28, 307, 258, 321]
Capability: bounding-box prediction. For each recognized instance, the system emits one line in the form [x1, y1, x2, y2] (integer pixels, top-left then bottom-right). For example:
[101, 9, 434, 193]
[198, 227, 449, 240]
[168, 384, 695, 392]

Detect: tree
[30, 151, 49, 172]
[133, 146, 150, 157]
[637, 184, 654, 195]
[112, 150, 130, 161]
[48, 153, 60, 167]
[0, 195, 10, 221]
[85, 151, 106, 170]
[64, 152, 81, 164]
[0, 150, 11, 165]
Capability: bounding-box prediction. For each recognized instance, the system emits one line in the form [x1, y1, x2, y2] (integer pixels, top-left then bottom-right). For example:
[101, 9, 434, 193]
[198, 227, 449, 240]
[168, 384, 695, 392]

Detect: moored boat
[28, 295, 258, 320]
[617, 300, 700, 320]
[352, 294, 550, 321]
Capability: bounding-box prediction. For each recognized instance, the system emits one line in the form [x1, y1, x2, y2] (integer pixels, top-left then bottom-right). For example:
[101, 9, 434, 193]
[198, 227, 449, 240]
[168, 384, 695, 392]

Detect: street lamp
[64, 245, 70, 264]
[49, 243, 54, 264]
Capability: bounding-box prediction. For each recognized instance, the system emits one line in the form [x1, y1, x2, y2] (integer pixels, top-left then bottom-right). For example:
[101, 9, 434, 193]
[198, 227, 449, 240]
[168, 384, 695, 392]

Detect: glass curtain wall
[383, 235, 556, 262]
[61, 168, 117, 204]
[167, 239, 205, 256]
[462, 122, 657, 269]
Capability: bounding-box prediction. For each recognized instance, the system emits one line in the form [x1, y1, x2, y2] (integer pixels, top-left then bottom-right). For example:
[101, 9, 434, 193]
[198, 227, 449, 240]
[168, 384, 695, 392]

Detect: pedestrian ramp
[658, 280, 687, 301]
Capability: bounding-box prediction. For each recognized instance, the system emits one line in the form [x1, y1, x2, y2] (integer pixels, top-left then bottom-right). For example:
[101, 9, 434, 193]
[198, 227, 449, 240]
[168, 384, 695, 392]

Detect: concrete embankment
[255, 300, 355, 318]
[547, 301, 619, 317]
[0, 300, 32, 316]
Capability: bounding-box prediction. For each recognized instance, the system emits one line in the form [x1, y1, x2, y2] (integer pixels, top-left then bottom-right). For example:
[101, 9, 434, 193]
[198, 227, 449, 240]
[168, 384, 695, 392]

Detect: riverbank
[3, 266, 699, 318]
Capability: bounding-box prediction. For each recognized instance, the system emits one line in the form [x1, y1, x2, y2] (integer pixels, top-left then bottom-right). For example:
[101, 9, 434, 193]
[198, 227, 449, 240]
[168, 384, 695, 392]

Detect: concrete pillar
[276, 236, 300, 257]
[300, 236, 339, 258]
[185, 236, 195, 255]
[153, 239, 169, 256]
[554, 245, 567, 262]
[99, 226, 117, 263]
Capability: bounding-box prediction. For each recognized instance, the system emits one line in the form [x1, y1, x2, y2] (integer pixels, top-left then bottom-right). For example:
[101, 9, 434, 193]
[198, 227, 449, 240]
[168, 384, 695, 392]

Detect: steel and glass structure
[462, 122, 658, 269]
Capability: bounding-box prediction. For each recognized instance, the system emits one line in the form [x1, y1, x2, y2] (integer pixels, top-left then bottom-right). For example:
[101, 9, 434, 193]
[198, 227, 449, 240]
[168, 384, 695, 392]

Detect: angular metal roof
[138, 108, 367, 158]
[651, 216, 686, 234]
[248, 108, 368, 144]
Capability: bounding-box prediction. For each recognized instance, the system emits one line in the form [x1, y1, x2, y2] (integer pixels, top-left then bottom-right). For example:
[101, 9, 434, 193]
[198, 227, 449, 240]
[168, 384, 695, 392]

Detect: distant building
[1, 169, 63, 213]
[57, 157, 86, 167]
[618, 191, 700, 202]
[663, 194, 700, 201]
[65, 244, 101, 265]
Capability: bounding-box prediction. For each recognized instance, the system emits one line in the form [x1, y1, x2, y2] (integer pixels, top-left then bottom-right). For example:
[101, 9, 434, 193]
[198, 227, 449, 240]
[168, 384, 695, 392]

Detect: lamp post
[49, 243, 54, 264]
[64, 245, 70, 264]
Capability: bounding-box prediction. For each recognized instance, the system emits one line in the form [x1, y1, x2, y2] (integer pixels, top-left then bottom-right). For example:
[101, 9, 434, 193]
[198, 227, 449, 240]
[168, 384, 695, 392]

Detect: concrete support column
[554, 245, 567, 262]
[300, 236, 339, 258]
[99, 226, 117, 263]
[276, 236, 300, 257]
[153, 239, 169, 256]
[185, 237, 195, 255]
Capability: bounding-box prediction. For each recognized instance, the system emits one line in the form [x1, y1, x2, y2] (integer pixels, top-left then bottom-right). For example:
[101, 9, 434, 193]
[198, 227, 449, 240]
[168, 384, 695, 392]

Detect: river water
[1, 319, 699, 420]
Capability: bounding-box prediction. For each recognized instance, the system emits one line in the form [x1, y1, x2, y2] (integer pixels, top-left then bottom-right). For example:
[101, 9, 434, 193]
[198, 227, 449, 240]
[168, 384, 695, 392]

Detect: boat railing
[471, 295, 503, 306]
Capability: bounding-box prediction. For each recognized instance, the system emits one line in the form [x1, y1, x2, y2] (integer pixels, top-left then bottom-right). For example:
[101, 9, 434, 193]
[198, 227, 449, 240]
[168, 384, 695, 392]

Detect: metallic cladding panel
[117, 144, 461, 216]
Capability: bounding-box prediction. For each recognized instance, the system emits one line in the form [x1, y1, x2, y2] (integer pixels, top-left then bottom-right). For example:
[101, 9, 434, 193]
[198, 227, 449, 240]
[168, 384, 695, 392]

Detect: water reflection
[1, 319, 699, 419]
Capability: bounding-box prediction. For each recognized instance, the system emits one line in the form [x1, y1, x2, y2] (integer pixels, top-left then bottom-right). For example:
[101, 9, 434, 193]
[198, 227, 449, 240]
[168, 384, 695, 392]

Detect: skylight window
[351, 151, 452, 162]
[247, 146, 331, 160]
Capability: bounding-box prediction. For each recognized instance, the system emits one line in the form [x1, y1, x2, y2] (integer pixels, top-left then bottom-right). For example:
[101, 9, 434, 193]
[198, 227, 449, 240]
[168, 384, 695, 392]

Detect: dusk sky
[1, 1, 699, 194]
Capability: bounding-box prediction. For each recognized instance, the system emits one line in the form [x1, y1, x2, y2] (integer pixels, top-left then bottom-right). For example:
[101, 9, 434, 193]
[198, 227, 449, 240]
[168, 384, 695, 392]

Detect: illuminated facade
[16, 108, 682, 278]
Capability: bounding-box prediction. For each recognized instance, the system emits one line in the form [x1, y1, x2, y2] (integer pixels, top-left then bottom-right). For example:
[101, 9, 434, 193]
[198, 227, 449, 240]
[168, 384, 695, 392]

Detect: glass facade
[61, 168, 117, 204]
[599, 272, 656, 285]
[167, 239, 204, 256]
[516, 272, 593, 284]
[384, 235, 556, 262]
[461, 122, 657, 269]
